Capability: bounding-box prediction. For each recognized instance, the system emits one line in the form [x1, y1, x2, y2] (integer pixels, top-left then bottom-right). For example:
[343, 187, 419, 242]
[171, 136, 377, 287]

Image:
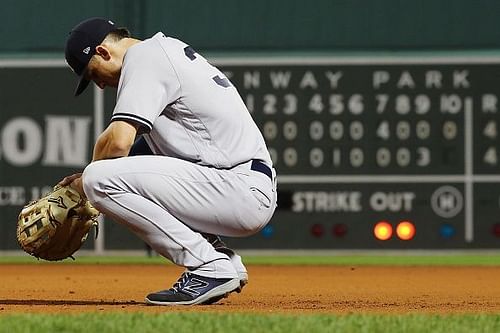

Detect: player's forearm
[92, 134, 132, 161]
[92, 124, 135, 161]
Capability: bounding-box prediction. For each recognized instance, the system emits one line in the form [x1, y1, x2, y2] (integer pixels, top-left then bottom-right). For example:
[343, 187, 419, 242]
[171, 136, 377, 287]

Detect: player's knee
[82, 161, 114, 204]
[238, 220, 267, 237]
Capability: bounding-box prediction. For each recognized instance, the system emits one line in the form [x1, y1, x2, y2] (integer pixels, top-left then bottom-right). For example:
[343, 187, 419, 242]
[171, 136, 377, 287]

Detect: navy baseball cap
[65, 18, 117, 96]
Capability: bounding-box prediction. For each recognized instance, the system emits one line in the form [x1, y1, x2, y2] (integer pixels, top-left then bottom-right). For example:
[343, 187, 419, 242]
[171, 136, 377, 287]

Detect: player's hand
[58, 173, 85, 197]
[58, 173, 83, 186]
[69, 176, 86, 198]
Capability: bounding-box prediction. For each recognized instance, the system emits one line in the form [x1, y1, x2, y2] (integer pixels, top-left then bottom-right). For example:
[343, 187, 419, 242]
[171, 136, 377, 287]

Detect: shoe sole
[145, 278, 240, 306]
[236, 273, 248, 293]
[202, 277, 248, 305]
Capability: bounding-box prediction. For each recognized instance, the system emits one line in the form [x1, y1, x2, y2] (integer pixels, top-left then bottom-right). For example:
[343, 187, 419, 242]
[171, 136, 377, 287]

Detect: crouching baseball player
[61, 17, 277, 305]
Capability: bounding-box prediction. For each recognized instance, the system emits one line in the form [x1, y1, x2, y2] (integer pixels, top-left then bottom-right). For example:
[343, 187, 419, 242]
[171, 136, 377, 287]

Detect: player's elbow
[109, 124, 136, 156]
[108, 138, 134, 157]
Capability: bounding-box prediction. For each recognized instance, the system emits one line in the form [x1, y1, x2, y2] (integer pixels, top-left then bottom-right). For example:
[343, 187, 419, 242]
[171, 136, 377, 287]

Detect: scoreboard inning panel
[217, 56, 500, 249]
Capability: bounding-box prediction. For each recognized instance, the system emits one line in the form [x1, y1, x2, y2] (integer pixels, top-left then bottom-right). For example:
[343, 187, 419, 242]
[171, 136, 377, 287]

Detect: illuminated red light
[374, 221, 392, 241]
[396, 221, 416, 240]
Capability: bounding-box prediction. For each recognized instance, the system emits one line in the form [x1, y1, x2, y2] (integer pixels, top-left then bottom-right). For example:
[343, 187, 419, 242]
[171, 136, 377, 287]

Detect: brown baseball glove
[16, 185, 100, 261]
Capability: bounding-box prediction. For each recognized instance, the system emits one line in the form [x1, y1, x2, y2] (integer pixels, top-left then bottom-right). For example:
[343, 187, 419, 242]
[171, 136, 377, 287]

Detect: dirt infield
[1, 264, 500, 314]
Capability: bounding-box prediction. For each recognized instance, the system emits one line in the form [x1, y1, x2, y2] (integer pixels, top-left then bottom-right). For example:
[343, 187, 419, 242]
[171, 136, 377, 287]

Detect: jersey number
[184, 46, 231, 88]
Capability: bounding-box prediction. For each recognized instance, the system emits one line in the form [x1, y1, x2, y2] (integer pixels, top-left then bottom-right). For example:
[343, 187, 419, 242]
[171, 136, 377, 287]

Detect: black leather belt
[250, 160, 272, 180]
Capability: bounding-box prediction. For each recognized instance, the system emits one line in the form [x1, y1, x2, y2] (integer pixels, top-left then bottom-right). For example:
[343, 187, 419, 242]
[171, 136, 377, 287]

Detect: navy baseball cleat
[145, 272, 240, 306]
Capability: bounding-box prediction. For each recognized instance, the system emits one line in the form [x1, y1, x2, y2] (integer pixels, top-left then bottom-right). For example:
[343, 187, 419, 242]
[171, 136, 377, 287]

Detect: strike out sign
[217, 56, 500, 249]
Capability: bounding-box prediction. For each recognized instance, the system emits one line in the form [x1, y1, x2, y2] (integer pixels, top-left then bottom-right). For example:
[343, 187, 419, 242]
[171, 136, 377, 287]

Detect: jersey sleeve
[112, 41, 181, 133]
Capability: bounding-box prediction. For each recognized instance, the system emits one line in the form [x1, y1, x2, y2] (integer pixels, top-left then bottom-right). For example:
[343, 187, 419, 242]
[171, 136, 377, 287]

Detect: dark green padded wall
[1, 0, 500, 54]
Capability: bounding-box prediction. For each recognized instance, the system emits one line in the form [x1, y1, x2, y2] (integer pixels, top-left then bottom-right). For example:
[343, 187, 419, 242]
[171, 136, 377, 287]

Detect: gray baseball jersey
[82, 32, 277, 280]
[111, 32, 272, 168]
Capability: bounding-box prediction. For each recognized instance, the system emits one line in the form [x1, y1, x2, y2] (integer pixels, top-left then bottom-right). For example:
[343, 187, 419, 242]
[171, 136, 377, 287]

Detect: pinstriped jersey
[111, 32, 272, 168]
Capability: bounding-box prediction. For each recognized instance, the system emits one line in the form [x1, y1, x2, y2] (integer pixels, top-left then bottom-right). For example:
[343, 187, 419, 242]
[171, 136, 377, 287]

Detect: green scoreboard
[216, 56, 500, 249]
[2, 55, 500, 250]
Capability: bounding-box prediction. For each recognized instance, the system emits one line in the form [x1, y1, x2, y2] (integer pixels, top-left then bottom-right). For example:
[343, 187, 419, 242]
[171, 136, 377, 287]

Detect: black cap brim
[75, 75, 91, 96]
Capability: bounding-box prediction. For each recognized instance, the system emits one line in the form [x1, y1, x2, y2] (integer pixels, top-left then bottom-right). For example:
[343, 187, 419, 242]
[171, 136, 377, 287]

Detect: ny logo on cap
[82, 46, 91, 54]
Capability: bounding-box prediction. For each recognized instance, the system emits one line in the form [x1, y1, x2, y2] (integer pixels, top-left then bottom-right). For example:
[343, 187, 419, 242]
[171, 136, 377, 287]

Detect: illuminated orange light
[374, 221, 393, 241]
[396, 221, 416, 240]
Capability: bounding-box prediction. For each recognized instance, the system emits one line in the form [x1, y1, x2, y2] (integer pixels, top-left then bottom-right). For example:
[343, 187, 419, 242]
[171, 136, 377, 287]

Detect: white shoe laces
[171, 272, 190, 292]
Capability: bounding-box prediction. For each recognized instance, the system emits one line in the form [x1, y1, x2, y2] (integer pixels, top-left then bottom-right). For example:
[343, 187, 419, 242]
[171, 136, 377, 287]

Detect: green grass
[1, 313, 500, 333]
[242, 254, 500, 266]
[1, 255, 499, 332]
[0, 254, 500, 266]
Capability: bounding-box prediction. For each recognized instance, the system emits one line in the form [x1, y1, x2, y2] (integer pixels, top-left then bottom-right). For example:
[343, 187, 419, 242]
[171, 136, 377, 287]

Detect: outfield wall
[2, 0, 500, 54]
[3, 1, 500, 251]
[3, 54, 500, 251]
